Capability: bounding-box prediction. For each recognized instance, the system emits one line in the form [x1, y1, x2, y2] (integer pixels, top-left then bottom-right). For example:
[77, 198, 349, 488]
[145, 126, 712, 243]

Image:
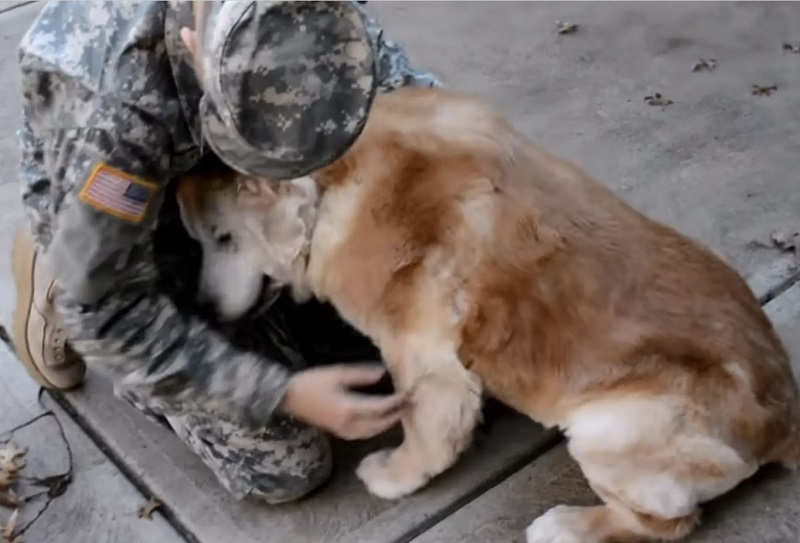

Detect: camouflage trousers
[116, 182, 383, 504]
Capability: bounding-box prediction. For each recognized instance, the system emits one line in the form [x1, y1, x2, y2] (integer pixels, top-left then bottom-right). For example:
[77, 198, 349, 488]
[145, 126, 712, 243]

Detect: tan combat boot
[10, 228, 86, 390]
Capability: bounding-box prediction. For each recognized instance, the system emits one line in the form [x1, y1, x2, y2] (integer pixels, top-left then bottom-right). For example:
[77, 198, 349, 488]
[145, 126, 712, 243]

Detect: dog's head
[177, 169, 319, 321]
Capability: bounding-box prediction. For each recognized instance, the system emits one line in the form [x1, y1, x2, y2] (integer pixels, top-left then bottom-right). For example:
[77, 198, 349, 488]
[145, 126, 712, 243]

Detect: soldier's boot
[10, 228, 86, 390]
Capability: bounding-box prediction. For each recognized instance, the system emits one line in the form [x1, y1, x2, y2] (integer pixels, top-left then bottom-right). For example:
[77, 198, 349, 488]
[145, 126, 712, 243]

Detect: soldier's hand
[281, 365, 408, 440]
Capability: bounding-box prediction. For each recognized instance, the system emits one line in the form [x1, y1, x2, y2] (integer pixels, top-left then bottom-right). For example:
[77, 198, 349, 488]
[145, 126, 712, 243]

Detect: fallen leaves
[644, 92, 673, 107]
[2, 509, 20, 543]
[0, 443, 26, 542]
[0, 444, 26, 474]
[783, 42, 800, 54]
[748, 230, 800, 263]
[0, 492, 16, 510]
[0, 402, 74, 542]
[0, 443, 26, 512]
[752, 83, 777, 96]
[691, 57, 716, 72]
[770, 230, 800, 262]
[0, 475, 14, 498]
[556, 20, 579, 35]
[137, 497, 162, 520]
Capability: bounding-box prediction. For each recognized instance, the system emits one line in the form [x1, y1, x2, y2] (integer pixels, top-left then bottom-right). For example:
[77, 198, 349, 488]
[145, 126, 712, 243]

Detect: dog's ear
[237, 177, 277, 209]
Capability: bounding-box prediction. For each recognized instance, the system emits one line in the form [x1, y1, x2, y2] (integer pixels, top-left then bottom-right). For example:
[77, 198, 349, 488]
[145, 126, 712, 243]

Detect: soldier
[11, 1, 440, 504]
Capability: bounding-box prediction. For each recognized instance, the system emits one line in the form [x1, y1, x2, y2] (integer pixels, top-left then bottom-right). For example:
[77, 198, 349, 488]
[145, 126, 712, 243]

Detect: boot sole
[11, 229, 81, 391]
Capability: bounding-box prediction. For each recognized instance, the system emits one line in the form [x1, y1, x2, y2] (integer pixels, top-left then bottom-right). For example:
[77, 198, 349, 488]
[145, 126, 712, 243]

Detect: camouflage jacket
[17, 1, 439, 428]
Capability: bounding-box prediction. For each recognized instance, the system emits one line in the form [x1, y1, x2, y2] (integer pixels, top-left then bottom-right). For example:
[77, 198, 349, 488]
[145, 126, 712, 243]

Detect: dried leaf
[691, 57, 716, 72]
[2, 509, 18, 543]
[783, 42, 800, 54]
[0, 445, 26, 473]
[751, 230, 800, 262]
[0, 465, 21, 485]
[137, 497, 162, 520]
[0, 410, 73, 542]
[0, 472, 14, 491]
[752, 83, 777, 96]
[644, 92, 673, 107]
[0, 490, 17, 510]
[770, 230, 800, 258]
[556, 20, 578, 35]
[0, 444, 25, 495]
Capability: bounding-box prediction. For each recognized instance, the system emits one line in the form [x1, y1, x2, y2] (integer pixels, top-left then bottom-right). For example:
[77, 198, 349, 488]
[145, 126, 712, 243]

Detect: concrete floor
[0, 2, 799, 543]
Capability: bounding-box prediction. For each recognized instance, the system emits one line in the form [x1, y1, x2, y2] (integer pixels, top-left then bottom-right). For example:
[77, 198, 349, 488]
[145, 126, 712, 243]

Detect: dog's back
[181, 85, 800, 541]
[309, 86, 800, 501]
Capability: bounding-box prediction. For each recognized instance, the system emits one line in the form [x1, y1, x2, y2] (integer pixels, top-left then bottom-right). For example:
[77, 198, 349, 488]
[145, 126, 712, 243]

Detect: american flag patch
[79, 163, 158, 223]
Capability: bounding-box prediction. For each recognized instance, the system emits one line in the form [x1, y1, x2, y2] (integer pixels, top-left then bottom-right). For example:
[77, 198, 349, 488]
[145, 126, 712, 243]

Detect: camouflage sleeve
[356, 3, 444, 90]
[17, 2, 291, 428]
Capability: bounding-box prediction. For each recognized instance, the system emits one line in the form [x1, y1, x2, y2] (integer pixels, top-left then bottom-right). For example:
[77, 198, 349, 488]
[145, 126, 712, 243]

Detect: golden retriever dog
[177, 86, 800, 543]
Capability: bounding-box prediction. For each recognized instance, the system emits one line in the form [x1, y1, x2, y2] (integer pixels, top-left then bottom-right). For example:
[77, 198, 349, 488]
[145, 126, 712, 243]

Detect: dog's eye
[216, 233, 233, 246]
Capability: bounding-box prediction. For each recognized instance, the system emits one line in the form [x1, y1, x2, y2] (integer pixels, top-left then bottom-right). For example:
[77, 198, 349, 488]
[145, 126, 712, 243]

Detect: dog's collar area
[296, 187, 322, 269]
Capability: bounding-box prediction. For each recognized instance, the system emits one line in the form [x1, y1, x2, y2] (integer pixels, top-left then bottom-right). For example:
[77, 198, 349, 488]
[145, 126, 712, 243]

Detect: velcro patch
[79, 163, 158, 223]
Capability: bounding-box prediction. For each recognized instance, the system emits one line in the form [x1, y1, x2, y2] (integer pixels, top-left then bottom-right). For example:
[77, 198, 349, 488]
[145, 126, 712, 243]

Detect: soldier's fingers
[333, 364, 389, 387]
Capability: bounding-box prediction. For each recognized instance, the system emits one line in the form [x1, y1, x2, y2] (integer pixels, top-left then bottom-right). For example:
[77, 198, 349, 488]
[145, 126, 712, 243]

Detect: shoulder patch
[79, 163, 159, 224]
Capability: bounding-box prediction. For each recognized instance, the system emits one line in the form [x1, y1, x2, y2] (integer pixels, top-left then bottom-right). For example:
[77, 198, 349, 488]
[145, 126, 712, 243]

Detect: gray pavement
[0, 2, 798, 543]
[371, 1, 800, 281]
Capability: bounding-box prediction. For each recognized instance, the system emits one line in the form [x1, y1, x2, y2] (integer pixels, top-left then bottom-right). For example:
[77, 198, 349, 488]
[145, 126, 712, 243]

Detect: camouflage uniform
[17, 1, 440, 503]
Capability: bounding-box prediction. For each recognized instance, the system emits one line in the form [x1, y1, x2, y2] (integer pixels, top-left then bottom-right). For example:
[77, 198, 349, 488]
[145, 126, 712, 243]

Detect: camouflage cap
[197, 1, 377, 180]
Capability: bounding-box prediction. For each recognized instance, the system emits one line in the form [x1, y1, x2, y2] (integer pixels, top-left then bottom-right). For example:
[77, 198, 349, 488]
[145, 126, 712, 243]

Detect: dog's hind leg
[525, 395, 759, 543]
[355, 341, 483, 500]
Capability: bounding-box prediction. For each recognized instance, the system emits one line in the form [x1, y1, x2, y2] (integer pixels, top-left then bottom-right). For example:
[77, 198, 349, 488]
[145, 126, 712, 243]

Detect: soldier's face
[180, 26, 204, 84]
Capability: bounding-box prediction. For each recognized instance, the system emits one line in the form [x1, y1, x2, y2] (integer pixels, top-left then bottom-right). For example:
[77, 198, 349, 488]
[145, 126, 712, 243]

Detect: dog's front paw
[355, 448, 427, 500]
[525, 506, 596, 543]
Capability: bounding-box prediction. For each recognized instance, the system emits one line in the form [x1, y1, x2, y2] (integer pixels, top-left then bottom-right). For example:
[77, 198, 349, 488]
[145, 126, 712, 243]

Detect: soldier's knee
[245, 436, 333, 504]
[165, 412, 334, 505]
[248, 438, 333, 505]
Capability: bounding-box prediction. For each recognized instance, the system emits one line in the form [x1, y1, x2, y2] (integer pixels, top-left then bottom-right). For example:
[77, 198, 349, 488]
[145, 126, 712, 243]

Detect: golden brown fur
[178, 86, 800, 543]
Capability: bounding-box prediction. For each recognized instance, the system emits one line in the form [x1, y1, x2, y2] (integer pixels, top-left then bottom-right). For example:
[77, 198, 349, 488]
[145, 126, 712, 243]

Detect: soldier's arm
[17, 2, 291, 427]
